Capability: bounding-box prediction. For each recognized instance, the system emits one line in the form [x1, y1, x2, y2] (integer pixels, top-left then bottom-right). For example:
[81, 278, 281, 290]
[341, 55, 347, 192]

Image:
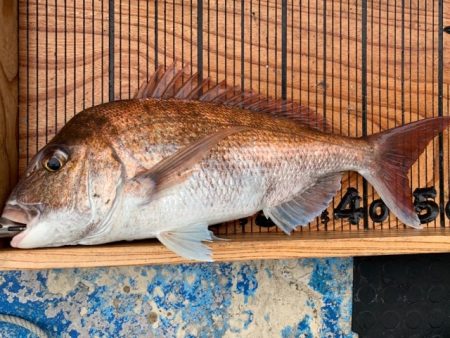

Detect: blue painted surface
[0, 258, 354, 337]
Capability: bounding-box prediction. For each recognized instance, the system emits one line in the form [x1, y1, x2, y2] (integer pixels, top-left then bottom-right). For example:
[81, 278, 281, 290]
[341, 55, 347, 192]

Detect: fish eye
[42, 149, 68, 172]
[45, 157, 62, 172]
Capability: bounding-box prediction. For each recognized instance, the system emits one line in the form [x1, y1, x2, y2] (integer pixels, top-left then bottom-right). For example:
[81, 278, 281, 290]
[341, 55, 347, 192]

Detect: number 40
[333, 187, 440, 225]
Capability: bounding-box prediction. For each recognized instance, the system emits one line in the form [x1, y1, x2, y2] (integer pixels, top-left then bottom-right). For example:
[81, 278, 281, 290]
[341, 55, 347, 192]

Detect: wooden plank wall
[18, 0, 450, 231]
[0, 0, 18, 209]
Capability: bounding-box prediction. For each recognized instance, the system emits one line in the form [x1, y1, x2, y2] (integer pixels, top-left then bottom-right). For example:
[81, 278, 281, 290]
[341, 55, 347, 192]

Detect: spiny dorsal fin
[135, 64, 328, 132]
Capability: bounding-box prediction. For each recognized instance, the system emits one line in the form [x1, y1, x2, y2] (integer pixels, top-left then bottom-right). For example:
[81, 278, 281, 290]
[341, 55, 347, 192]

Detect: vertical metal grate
[108, 0, 114, 102]
[438, 0, 445, 226]
[17, 0, 448, 234]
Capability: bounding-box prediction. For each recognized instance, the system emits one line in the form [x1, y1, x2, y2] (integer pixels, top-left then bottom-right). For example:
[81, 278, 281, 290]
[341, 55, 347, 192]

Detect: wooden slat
[18, 0, 109, 163]
[0, 0, 18, 209]
[1, 229, 450, 270]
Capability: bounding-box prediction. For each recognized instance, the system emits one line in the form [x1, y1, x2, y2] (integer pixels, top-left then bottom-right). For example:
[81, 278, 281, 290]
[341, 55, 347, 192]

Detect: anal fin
[264, 173, 342, 234]
[157, 223, 217, 262]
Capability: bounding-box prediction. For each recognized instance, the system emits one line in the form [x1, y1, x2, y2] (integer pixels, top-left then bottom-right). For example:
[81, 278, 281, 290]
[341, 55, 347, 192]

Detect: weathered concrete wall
[0, 258, 354, 337]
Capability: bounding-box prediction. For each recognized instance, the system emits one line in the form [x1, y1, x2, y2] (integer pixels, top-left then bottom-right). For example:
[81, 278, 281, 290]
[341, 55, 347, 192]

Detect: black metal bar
[26, 0, 30, 164]
[182, 1, 185, 64]
[233, 0, 236, 88]
[331, 0, 335, 230]
[173, 1, 176, 62]
[361, 0, 368, 229]
[281, 0, 287, 100]
[108, 0, 115, 102]
[45, 0, 48, 142]
[322, 0, 326, 131]
[64, 0, 67, 121]
[36, 0, 39, 152]
[390, 0, 395, 228]
[72, 0, 75, 118]
[401, 0, 405, 125]
[207, 0, 210, 76]
[137, 1, 140, 86]
[322, 0, 329, 231]
[432, 0, 436, 227]
[82, 0, 86, 109]
[266, 0, 269, 98]
[163, 1, 166, 67]
[191, 0, 194, 73]
[241, 0, 245, 90]
[224, 0, 227, 80]
[275, 0, 278, 99]
[415, 0, 421, 222]
[438, 0, 445, 226]
[197, 0, 203, 85]
[55, 0, 58, 133]
[154, 1, 158, 68]
[314, 0, 318, 132]
[448, 84, 450, 212]
[146, 0, 149, 78]
[129, 0, 131, 97]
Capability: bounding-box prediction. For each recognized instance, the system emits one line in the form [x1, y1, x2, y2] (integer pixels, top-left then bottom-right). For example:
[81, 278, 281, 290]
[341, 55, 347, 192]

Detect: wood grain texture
[0, 0, 18, 210]
[1, 229, 450, 270]
[16, 0, 450, 235]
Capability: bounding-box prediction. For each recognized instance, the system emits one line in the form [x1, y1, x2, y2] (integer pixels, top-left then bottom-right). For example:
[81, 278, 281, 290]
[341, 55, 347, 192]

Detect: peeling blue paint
[297, 315, 313, 337]
[0, 259, 354, 337]
[307, 258, 354, 338]
[264, 267, 273, 278]
[281, 315, 313, 338]
[242, 310, 254, 329]
[235, 264, 258, 304]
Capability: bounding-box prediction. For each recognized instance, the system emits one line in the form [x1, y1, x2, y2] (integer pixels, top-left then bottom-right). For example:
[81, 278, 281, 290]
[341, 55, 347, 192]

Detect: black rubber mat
[353, 254, 450, 338]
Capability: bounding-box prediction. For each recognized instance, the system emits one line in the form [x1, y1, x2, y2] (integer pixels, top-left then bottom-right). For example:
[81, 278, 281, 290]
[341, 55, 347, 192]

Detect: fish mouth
[1, 204, 40, 245]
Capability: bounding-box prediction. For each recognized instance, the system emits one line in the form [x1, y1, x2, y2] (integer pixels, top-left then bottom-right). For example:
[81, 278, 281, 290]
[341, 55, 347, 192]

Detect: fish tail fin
[361, 117, 450, 228]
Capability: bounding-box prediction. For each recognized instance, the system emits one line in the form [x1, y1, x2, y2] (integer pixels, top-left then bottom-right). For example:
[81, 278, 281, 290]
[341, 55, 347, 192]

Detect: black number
[239, 218, 248, 226]
[320, 210, 330, 227]
[255, 211, 276, 228]
[369, 199, 389, 223]
[413, 187, 439, 224]
[333, 188, 364, 225]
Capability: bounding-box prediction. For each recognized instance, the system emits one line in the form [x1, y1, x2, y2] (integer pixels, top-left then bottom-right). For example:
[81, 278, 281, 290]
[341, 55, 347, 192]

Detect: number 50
[334, 187, 440, 225]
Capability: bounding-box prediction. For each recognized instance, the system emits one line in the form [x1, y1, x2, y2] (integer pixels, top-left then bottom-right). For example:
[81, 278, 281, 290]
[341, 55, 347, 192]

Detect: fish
[1, 64, 450, 261]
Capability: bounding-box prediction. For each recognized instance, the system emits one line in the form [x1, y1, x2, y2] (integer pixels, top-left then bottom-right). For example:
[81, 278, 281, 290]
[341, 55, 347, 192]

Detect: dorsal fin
[135, 64, 328, 131]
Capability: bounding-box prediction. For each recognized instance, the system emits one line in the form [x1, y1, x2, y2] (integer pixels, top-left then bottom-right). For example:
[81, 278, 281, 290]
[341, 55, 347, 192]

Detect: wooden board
[1, 229, 450, 270]
[0, 0, 18, 209]
[8, 0, 450, 267]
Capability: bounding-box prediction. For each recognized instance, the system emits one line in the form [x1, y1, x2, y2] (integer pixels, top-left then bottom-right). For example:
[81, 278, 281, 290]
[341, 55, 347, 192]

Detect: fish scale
[101, 104, 363, 236]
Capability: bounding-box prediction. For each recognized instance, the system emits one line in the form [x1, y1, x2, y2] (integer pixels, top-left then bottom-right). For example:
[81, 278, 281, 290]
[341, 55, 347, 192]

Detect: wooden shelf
[1, 228, 450, 270]
[0, 1, 448, 270]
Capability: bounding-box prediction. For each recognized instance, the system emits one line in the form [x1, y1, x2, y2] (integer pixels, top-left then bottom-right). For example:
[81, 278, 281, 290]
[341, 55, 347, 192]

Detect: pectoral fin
[157, 223, 217, 261]
[264, 173, 342, 234]
[130, 127, 245, 201]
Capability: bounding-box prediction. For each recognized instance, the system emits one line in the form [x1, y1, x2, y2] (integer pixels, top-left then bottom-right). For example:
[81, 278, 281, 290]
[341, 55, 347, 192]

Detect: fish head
[1, 135, 124, 248]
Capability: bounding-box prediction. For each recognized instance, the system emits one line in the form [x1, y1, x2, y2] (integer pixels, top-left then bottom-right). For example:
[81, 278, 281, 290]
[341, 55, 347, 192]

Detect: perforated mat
[353, 254, 450, 337]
